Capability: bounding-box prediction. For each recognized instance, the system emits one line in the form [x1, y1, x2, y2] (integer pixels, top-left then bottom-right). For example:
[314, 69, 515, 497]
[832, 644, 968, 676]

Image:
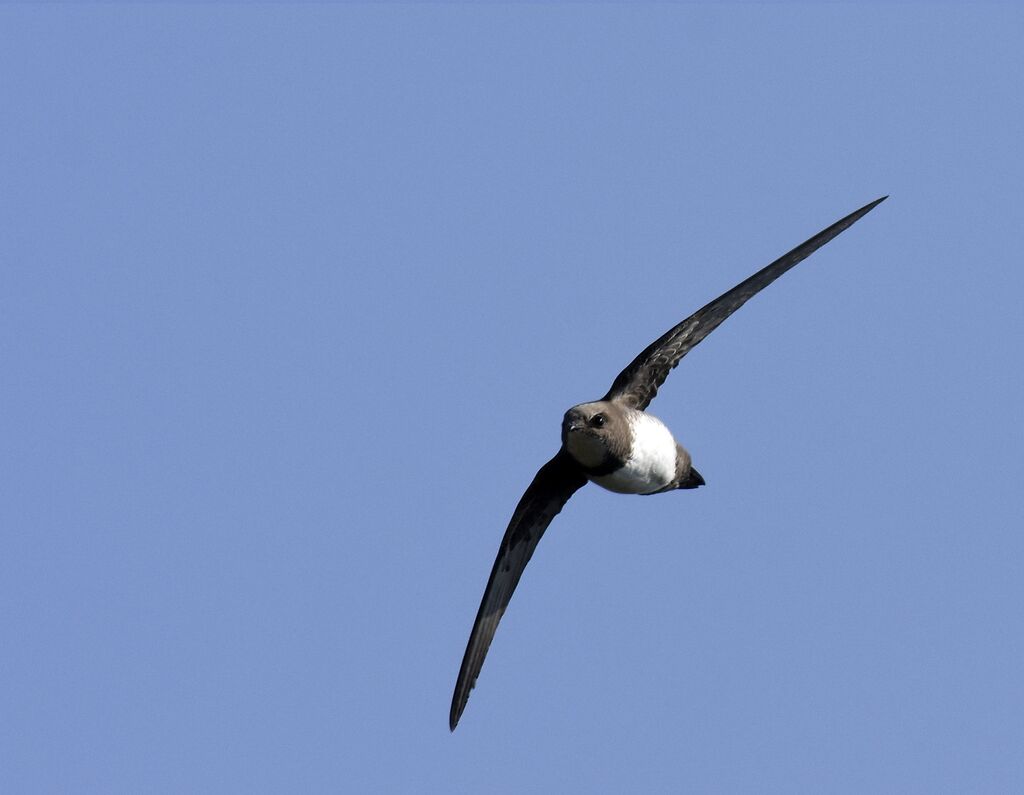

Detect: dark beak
[561, 420, 583, 445]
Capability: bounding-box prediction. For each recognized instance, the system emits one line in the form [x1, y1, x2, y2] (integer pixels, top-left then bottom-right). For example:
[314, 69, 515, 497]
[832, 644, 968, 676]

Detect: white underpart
[593, 412, 677, 495]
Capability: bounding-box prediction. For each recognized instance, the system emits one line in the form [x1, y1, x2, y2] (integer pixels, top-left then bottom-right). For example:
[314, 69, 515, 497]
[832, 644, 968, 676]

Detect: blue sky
[2, 4, 1022, 792]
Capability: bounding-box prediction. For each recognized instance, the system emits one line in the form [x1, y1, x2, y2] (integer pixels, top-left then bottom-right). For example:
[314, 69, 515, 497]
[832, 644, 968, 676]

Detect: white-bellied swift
[450, 197, 887, 731]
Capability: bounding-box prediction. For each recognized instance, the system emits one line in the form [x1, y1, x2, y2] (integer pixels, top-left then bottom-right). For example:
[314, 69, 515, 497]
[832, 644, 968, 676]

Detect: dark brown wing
[603, 196, 887, 410]
[450, 450, 587, 731]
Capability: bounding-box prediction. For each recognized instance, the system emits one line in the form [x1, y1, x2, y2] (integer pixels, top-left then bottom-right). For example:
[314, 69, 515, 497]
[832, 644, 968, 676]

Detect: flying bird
[450, 196, 887, 731]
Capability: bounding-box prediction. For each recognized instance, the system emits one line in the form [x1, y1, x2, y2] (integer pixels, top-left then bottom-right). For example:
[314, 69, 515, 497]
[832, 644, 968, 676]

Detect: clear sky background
[3, 4, 1022, 793]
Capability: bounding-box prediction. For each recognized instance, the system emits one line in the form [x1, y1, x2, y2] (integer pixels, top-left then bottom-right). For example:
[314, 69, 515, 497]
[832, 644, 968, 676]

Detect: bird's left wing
[603, 196, 887, 411]
[450, 449, 587, 731]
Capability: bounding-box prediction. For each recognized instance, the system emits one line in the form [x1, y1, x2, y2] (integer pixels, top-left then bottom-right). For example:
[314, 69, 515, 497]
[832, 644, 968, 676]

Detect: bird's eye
[591, 414, 606, 428]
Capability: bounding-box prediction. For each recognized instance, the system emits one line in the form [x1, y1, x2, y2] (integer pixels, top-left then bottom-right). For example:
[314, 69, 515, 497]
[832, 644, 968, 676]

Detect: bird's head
[561, 401, 626, 468]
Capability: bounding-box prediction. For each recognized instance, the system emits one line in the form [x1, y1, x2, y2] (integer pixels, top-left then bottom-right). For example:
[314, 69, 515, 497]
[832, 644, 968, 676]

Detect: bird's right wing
[450, 449, 587, 731]
[603, 196, 888, 411]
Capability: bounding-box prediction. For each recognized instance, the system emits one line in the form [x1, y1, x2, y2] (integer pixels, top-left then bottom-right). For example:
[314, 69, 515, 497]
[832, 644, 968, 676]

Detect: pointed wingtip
[844, 195, 888, 225]
[856, 195, 887, 213]
[449, 692, 465, 732]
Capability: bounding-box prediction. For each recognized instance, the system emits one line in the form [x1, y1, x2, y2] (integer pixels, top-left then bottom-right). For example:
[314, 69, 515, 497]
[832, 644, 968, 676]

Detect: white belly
[592, 412, 677, 494]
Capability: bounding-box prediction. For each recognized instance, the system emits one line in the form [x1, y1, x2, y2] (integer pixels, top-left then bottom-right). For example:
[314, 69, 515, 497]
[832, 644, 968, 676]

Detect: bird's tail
[678, 467, 705, 490]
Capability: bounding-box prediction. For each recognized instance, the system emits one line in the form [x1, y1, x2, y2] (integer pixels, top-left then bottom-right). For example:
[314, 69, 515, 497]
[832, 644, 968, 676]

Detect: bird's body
[449, 197, 888, 731]
[563, 402, 699, 495]
[588, 411, 680, 495]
